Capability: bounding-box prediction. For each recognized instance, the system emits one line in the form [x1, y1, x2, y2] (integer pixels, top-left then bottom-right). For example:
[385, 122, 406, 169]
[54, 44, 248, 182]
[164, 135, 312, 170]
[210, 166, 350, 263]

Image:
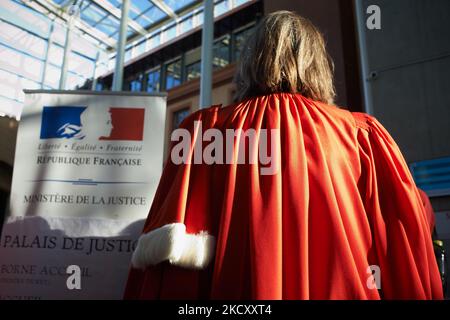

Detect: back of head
[234, 11, 336, 105]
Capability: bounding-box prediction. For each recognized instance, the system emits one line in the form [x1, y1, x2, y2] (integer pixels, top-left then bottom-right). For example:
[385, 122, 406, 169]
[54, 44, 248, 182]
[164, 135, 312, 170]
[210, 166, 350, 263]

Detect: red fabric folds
[124, 93, 443, 300]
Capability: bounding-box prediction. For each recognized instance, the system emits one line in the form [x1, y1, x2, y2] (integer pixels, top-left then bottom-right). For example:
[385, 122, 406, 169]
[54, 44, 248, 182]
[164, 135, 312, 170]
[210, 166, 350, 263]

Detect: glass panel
[0, 21, 46, 59]
[23, 56, 43, 82]
[213, 36, 230, 69]
[185, 61, 201, 81]
[215, 0, 229, 17]
[66, 72, 85, 90]
[96, 16, 120, 36]
[2, 1, 50, 35]
[235, 0, 250, 6]
[185, 47, 201, 65]
[135, 7, 166, 28]
[0, 44, 43, 82]
[172, 108, 190, 130]
[163, 0, 197, 12]
[146, 68, 160, 92]
[164, 25, 177, 42]
[80, 3, 108, 27]
[165, 59, 181, 90]
[68, 52, 94, 78]
[0, 70, 20, 101]
[44, 64, 61, 88]
[95, 82, 104, 91]
[71, 36, 98, 60]
[125, 48, 132, 62]
[107, 0, 122, 7]
[234, 26, 254, 61]
[128, 74, 143, 92]
[52, 23, 67, 46]
[134, 41, 146, 57]
[195, 12, 203, 26]
[96, 61, 109, 78]
[129, 0, 152, 19]
[48, 44, 64, 67]
[180, 17, 193, 34]
[148, 33, 161, 49]
[108, 57, 115, 70]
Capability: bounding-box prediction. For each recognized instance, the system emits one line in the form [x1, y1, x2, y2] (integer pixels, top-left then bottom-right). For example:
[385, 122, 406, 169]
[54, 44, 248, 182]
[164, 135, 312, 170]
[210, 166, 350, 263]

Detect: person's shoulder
[309, 99, 389, 139]
[176, 104, 223, 130]
[304, 97, 358, 132]
[351, 112, 374, 131]
[350, 112, 386, 132]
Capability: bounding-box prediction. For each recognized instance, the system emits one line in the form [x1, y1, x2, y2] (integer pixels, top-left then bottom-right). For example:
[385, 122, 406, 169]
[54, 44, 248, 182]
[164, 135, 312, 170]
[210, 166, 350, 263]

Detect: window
[68, 52, 95, 79]
[129, 74, 143, 92]
[48, 44, 64, 67]
[233, 26, 255, 61]
[134, 41, 146, 57]
[194, 11, 203, 26]
[164, 25, 177, 42]
[124, 47, 132, 62]
[44, 64, 61, 88]
[165, 59, 181, 90]
[184, 47, 201, 81]
[213, 36, 230, 69]
[173, 108, 190, 130]
[95, 82, 103, 91]
[185, 61, 201, 81]
[215, 0, 229, 17]
[180, 17, 193, 33]
[146, 68, 161, 92]
[235, 0, 250, 6]
[148, 33, 161, 50]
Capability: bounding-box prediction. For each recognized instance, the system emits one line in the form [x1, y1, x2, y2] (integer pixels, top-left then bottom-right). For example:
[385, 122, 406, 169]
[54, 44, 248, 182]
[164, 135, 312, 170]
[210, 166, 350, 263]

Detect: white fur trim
[131, 223, 216, 270]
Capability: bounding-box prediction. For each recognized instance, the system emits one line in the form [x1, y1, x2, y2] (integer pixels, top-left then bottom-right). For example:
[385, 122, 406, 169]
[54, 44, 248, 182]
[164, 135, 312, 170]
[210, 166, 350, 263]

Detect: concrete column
[41, 21, 54, 89]
[354, 0, 374, 115]
[59, 21, 73, 90]
[199, 0, 214, 108]
[112, 0, 130, 91]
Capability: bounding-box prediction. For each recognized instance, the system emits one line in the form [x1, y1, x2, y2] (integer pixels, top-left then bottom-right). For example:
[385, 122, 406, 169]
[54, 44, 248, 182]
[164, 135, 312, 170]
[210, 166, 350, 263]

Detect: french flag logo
[102, 108, 145, 141]
[40, 106, 145, 141]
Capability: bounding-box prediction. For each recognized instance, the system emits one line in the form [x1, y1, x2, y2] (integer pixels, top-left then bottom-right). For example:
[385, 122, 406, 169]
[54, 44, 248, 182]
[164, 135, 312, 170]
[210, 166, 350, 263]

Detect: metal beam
[41, 21, 55, 88]
[117, 0, 203, 51]
[59, 21, 73, 89]
[91, 51, 100, 90]
[150, 0, 179, 20]
[90, 0, 147, 36]
[0, 5, 48, 39]
[112, 0, 130, 91]
[27, 0, 116, 48]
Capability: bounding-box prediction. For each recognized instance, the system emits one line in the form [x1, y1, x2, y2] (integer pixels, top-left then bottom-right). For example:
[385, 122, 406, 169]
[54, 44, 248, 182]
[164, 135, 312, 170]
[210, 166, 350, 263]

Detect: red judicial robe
[124, 93, 443, 300]
[418, 189, 436, 234]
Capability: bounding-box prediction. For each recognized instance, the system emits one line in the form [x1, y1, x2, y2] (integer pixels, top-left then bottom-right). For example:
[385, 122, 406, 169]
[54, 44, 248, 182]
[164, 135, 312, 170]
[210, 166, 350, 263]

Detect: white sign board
[0, 90, 166, 299]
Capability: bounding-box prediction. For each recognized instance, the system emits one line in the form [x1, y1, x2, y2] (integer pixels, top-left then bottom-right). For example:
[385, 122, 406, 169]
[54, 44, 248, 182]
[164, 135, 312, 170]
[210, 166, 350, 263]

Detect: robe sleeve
[418, 188, 436, 234]
[354, 113, 443, 299]
[124, 108, 218, 300]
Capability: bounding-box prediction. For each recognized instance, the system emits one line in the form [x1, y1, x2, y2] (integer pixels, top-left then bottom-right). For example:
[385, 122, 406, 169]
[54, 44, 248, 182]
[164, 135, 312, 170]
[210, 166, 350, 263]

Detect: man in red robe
[124, 11, 443, 300]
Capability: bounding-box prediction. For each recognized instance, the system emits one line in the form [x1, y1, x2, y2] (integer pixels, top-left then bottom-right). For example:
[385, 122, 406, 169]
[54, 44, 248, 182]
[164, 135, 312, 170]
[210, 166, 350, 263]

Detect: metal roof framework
[24, 0, 204, 51]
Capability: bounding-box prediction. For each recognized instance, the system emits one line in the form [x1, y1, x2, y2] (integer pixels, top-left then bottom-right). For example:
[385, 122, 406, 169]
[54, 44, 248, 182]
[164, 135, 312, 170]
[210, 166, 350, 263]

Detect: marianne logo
[40, 106, 145, 141]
